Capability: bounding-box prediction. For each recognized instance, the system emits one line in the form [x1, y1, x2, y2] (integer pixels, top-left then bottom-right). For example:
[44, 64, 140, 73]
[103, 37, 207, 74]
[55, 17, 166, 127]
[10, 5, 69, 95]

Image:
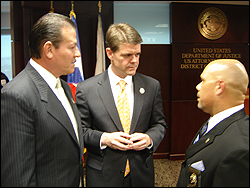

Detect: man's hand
[101, 132, 133, 151]
[129, 133, 152, 151]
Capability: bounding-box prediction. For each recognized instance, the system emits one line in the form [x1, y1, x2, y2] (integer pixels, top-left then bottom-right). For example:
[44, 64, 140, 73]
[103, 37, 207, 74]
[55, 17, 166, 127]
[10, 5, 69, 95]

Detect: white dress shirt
[100, 65, 153, 150]
[193, 104, 244, 144]
[205, 104, 245, 135]
[30, 58, 79, 142]
[100, 66, 134, 149]
[108, 65, 134, 119]
[30, 58, 58, 96]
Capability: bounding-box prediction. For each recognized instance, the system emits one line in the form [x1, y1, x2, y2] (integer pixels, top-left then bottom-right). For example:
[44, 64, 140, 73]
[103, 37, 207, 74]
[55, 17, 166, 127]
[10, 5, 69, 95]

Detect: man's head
[29, 13, 76, 59]
[105, 23, 143, 78]
[196, 59, 249, 116]
[28, 13, 80, 78]
[105, 23, 143, 53]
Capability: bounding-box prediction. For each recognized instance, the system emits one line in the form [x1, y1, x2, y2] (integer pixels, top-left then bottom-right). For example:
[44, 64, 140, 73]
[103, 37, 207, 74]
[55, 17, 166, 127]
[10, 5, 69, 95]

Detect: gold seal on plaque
[198, 7, 228, 40]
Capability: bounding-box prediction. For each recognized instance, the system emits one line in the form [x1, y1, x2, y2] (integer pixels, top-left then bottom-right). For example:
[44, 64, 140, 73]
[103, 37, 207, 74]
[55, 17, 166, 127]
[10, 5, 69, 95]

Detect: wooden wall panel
[170, 2, 249, 160]
[170, 101, 210, 160]
[10, 1, 24, 77]
[172, 43, 249, 101]
[153, 100, 171, 158]
[138, 44, 171, 158]
[171, 2, 249, 44]
[138, 45, 171, 101]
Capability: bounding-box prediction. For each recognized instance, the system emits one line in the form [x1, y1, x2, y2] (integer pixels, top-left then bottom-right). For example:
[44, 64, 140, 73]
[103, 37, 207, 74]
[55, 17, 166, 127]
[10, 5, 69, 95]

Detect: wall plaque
[198, 7, 228, 40]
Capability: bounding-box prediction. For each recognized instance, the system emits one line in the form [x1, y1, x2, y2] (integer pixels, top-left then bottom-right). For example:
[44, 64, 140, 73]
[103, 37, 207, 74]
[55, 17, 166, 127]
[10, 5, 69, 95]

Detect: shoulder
[135, 72, 160, 84]
[228, 110, 249, 136]
[1, 71, 36, 109]
[215, 113, 249, 151]
[134, 72, 161, 90]
[77, 71, 107, 88]
[2, 69, 32, 93]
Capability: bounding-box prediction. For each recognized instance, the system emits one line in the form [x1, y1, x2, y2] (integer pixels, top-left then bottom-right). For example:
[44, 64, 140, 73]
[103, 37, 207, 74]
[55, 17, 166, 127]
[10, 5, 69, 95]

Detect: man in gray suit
[76, 23, 167, 187]
[177, 59, 249, 187]
[1, 13, 84, 186]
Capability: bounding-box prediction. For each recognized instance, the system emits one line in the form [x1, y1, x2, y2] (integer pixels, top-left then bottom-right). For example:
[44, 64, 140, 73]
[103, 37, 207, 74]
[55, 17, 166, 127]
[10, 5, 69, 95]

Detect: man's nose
[75, 46, 81, 57]
[196, 82, 201, 90]
[131, 54, 139, 62]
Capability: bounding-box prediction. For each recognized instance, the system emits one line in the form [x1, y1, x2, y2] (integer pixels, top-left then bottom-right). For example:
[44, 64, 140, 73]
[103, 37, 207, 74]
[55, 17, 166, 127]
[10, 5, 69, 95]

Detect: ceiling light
[155, 24, 168, 27]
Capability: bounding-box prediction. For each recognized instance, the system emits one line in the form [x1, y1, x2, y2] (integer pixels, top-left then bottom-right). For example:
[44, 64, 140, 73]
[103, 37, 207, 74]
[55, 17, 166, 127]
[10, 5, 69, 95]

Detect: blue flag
[67, 14, 84, 84]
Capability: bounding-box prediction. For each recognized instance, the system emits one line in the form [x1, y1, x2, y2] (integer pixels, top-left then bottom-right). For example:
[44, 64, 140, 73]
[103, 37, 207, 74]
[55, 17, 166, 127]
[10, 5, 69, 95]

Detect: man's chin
[197, 103, 202, 110]
[67, 69, 75, 75]
[127, 70, 137, 76]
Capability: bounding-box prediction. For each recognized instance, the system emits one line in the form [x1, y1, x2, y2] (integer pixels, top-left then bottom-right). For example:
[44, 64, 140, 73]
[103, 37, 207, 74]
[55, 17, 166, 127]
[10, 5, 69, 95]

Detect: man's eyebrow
[121, 52, 141, 55]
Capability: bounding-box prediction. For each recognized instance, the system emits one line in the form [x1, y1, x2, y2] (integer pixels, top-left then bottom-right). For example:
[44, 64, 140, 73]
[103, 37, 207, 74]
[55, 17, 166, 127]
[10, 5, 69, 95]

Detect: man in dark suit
[1, 13, 84, 186]
[177, 59, 249, 187]
[75, 23, 167, 187]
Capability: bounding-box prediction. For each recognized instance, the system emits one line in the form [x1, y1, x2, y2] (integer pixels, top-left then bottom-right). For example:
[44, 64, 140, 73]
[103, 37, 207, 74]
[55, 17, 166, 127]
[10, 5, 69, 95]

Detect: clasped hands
[101, 132, 152, 151]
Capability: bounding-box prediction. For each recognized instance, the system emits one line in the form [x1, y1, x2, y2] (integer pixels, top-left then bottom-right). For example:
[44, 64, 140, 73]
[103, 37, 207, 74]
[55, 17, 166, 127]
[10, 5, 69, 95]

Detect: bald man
[177, 59, 249, 187]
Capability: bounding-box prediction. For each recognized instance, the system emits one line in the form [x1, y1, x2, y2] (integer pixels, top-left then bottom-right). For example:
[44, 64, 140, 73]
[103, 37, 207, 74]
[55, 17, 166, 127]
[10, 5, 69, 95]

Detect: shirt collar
[108, 65, 132, 87]
[29, 58, 58, 89]
[207, 104, 244, 132]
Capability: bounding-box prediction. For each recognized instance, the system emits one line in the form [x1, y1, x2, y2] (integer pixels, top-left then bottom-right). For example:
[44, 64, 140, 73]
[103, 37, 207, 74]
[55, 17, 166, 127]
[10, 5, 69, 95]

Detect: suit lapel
[26, 62, 79, 145]
[189, 121, 209, 145]
[98, 71, 123, 131]
[96, 72, 146, 133]
[46, 91, 77, 142]
[130, 74, 144, 133]
[62, 80, 84, 149]
[185, 109, 246, 159]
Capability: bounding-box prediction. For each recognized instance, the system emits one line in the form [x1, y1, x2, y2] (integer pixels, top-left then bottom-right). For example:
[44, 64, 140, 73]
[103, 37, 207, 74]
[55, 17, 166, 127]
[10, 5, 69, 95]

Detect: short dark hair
[28, 13, 76, 59]
[105, 23, 143, 52]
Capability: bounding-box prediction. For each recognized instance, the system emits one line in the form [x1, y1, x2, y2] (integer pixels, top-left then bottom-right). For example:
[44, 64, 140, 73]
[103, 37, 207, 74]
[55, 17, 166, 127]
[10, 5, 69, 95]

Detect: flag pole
[69, 1, 76, 19]
[98, 1, 102, 13]
[49, 1, 54, 13]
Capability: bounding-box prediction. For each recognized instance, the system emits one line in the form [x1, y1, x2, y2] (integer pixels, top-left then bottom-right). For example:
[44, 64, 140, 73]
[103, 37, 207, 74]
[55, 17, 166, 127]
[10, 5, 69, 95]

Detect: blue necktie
[199, 122, 208, 138]
[193, 122, 208, 144]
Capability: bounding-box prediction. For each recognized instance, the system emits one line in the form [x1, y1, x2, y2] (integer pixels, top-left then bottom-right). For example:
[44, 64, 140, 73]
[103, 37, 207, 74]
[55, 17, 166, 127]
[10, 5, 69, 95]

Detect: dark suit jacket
[177, 109, 249, 187]
[76, 70, 167, 187]
[1, 62, 84, 187]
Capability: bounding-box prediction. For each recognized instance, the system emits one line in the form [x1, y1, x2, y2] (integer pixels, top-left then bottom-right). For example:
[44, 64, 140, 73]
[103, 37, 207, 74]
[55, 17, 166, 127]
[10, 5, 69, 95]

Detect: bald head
[204, 59, 249, 96]
[197, 59, 249, 115]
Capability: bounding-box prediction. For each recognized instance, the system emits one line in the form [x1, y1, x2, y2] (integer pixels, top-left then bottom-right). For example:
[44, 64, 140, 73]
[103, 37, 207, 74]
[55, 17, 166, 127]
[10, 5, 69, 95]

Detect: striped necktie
[199, 122, 208, 138]
[193, 122, 208, 144]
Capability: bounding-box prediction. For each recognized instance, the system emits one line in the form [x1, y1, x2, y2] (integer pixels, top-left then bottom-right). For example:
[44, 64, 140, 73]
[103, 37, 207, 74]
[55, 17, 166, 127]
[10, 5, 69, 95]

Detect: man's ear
[216, 80, 225, 95]
[106, 47, 113, 60]
[43, 41, 53, 59]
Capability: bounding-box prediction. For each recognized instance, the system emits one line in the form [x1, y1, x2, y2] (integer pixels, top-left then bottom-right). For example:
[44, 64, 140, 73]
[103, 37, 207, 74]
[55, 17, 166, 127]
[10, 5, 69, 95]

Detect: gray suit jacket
[76, 70, 167, 187]
[177, 109, 249, 187]
[1, 62, 84, 187]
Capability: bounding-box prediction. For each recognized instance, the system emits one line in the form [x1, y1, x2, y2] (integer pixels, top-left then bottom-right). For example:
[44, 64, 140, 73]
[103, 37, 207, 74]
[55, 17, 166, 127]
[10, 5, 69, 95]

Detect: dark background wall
[11, 1, 113, 78]
[169, 2, 249, 160]
[10, 1, 249, 160]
